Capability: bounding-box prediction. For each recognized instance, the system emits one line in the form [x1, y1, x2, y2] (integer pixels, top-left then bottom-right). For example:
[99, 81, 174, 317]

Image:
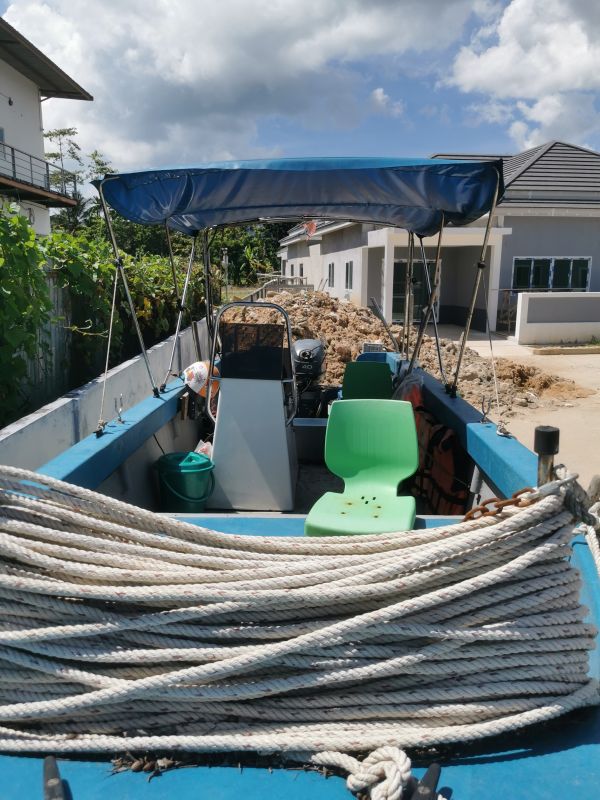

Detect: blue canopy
[97, 157, 503, 238]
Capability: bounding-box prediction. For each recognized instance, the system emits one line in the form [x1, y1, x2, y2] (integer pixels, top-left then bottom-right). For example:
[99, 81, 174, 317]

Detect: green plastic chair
[341, 361, 393, 400]
[305, 399, 418, 536]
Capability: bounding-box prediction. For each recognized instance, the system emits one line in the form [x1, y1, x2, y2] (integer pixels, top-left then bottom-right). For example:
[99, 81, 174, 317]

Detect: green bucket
[155, 451, 215, 513]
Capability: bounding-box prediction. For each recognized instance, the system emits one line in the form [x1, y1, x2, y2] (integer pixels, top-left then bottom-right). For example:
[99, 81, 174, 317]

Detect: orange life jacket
[396, 380, 471, 516]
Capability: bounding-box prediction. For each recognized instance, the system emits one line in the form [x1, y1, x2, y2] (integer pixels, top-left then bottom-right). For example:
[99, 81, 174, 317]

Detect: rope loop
[314, 747, 412, 800]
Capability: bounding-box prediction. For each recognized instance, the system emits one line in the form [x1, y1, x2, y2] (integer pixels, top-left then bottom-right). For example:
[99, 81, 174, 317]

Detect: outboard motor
[292, 339, 329, 417]
[292, 339, 325, 383]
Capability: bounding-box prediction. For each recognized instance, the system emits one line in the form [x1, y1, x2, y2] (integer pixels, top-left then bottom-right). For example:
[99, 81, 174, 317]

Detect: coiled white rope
[0, 466, 598, 799]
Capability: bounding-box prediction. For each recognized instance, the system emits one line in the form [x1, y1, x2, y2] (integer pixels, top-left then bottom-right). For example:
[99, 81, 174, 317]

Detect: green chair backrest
[342, 361, 393, 400]
[325, 399, 418, 489]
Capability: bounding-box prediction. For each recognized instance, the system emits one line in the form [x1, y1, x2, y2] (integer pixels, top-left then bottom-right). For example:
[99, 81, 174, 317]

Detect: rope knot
[312, 746, 412, 800]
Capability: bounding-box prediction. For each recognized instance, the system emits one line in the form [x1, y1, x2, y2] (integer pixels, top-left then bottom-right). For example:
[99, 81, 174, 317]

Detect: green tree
[0, 204, 53, 425]
[45, 129, 292, 277]
[44, 126, 83, 172]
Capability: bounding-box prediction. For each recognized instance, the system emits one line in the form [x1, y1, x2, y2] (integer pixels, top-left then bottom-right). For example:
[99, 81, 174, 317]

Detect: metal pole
[203, 230, 214, 342]
[449, 172, 500, 397]
[98, 183, 160, 398]
[160, 234, 197, 391]
[370, 297, 399, 353]
[222, 247, 229, 304]
[418, 235, 447, 385]
[534, 425, 560, 486]
[164, 223, 182, 373]
[165, 223, 201, 364]
[407, 221, 444, 375]
[402, 232, 415, 360]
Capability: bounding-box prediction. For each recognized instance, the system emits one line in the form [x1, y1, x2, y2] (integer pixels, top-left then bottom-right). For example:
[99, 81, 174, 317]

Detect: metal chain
[464, 487, 535, 521]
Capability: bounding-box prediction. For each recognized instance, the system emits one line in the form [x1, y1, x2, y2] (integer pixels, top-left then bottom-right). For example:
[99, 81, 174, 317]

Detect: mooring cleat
[43, 756, 67, 800]
[405, 763, 441, 800]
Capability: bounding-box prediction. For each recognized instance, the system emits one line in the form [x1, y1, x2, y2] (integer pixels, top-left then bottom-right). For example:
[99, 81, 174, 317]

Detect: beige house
[278, 142, 600, 334]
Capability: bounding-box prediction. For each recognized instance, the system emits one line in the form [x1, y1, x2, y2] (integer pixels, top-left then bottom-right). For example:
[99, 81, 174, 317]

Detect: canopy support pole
[160, 234, 197, 392]
[98, 185, 160, 399]
[449, 173, 500, 397]
[402, 232, 414, 360]
[164, 224, 183, 372]
[407, 220, 444, 375]
[418, 236, 447, 385]
[203, 230, 214, 344]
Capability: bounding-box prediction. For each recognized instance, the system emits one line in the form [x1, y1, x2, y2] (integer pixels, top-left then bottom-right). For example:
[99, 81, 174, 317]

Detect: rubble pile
[225, 290, 590, 417]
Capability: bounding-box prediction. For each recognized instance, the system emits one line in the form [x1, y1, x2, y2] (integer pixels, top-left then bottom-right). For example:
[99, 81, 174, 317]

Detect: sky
[3, 0, 600, 172]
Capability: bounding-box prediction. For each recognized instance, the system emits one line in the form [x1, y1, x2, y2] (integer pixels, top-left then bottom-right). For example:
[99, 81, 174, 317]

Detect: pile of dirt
[223, 290, 591, 417]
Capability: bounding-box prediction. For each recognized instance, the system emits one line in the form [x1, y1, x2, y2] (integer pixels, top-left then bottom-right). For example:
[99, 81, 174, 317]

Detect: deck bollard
[534, 425, 560, 487]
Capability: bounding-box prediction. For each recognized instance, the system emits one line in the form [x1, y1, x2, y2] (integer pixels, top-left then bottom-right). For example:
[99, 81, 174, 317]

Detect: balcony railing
[0, 141, 78, 200]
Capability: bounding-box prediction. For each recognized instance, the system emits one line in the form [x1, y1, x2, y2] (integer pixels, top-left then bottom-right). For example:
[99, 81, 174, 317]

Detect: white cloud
[509, 93, 600, 150]
[451, 0, 600, 99]
[465, 99, 514, 126]
[449, 0, 600, 152]
[4, 0, 475, 170]
[370, 87, 403, 118]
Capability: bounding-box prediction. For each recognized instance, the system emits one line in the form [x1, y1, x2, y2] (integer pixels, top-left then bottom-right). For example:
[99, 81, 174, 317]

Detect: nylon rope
[0, 466, 598, 799]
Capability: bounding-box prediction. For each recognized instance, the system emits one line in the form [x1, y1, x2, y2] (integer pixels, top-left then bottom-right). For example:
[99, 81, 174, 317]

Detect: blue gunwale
[38, 379, 185, 488]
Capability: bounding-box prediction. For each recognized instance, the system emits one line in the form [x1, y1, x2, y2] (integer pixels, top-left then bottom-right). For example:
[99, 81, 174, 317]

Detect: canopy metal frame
[402, 232, 415, 360]
[160, 233, 198, 392]
[449, 173, 501, 397]
[418, 235, 447, 386]
[98, 184, 160, 399]
[407, 219, 444, 376]
[94, 159, 503, 431]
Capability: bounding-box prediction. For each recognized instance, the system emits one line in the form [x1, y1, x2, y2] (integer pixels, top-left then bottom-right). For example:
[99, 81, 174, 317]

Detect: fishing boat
[0, 157, 598, 800]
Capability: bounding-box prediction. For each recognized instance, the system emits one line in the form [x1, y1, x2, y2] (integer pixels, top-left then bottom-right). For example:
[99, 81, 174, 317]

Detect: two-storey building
[0, 17, 92, 234]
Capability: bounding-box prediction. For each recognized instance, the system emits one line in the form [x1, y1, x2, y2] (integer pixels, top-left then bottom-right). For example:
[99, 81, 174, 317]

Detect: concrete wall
[366, 247, 384, 307]
[0, 324, 205, 470]
[283, 239, 312, 281]
[499, 216, 600, 292]
[0, 60, 51, 234]
[515, 291, 600, 344]
[437, 246, 488, 329]
[390, 245, 488, 330]
[320, 224, 367, 254]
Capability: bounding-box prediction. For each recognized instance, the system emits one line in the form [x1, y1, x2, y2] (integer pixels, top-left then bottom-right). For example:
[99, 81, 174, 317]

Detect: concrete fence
[0, 323, 207, 471]
[515, 291, 600, 344]
[25, 270, 72, 404]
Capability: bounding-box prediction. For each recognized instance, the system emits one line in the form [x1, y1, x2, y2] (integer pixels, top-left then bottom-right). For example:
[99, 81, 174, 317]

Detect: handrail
[240, 275, 312, 302]
[206, 301, 298, 426]
[0, 140, 78, 198]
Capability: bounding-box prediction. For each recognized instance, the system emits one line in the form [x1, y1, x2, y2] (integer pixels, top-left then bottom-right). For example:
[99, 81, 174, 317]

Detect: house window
[345, 260, 353, 290]
[299, 263, 304, 278]
[290, 263, 294, 277]
[328, 262, 335, 287]
[511, 257, 591, 291]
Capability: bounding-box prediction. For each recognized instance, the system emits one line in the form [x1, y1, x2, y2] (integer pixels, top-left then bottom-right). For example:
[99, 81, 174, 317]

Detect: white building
[278, 142, 600, 335]
[0, 17, 92, 233]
